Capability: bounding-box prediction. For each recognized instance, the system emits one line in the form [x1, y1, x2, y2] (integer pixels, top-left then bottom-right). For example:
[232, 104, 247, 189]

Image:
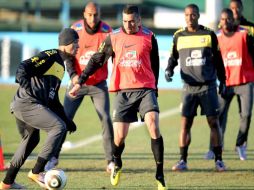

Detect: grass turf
[0, 84, 253, 189]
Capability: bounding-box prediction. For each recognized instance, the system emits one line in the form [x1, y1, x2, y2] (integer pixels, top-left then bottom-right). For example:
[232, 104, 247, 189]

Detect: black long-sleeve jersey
[239, 16, 254, 27]
[77, 26, 160, 89]
[167, 25, 226, 86]
[239, 17, 254, 63]
[14, 49, 70, 123]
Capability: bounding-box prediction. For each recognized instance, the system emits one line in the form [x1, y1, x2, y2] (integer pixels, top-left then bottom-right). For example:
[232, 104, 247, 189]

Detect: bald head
[83, 1, 101, 29]
[85, 1, 100, 12]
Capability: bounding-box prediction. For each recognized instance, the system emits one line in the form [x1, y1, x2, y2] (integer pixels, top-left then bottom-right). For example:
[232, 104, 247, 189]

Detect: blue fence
[0, 32, 182, 89]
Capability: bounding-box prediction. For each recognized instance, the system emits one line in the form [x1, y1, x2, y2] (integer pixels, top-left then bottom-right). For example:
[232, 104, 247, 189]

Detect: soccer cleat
[236, 145, 247, 161]
[215, 160, 226, 172]
[204, 150, 215, 160]
[0, 181, 25, 189]
[110, 166, 121, 186]
[28, 170, 46, 189]
[44, 156, 59, 171]
[172, 160, 188, 171]
[106, 161, 115, 173]
[156, 176, 166, 190]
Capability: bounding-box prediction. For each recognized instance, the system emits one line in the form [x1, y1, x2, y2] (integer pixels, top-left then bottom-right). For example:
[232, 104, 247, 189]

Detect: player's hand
[71, 75, 79, 85]
[19, 77, 31, 90]
[165, 69, 173, 82]
[219, 82, 227, 98]
[69, 84, 81, 98]
[66, 119, 77, 134]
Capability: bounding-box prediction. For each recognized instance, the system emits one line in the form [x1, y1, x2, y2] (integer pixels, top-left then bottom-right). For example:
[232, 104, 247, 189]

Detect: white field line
[24, 107, 179, 162]
[61, 107, 180, 152]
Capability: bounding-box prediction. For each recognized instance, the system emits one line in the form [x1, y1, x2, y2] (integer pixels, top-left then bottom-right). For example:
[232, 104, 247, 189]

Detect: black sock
[213, 146, 222, 161]
[112, 143, 125, 168]
[180, 146, 188, 162]
[151, 136, 164, 178]
[55, 155, 59, 159]
[3, 164, 20, 184]
[32, 157, 48, 174]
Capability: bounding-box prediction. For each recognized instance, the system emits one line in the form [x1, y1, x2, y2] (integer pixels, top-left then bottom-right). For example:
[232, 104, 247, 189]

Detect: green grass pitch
[0, 84, 253, 189]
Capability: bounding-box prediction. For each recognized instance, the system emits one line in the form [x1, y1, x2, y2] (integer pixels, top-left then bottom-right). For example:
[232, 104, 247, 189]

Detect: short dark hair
[185, 4, 200, 14]
[122, 4, 140, 17]
[230, 0, 243, 8]
[58, 28, 79, 46]
[221, 8, 234, 19]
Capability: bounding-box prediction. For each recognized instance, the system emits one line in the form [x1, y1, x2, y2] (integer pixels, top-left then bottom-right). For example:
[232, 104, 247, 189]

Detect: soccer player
[165, 4, 226, 172]
[229, 0, 254, 30]
[205, 0, 254, 160]
[45, 1, 115, 173]
[68, 4, 166, 190]
[0, 28, 78, 189]
[217, 8, 254, 160]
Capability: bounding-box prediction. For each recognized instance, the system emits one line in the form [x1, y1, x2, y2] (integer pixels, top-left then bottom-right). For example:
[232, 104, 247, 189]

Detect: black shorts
[112, 89, 159, 123]
[181, 87, 220, 117]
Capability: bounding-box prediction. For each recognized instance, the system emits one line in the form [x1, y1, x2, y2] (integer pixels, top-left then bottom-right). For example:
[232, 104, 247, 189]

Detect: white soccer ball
[62, 141, 73, 149]
[44, 169, 67, 190]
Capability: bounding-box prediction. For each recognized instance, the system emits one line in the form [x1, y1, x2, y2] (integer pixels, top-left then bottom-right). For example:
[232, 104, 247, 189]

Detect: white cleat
[215, 160, 226, 172]
[236, 145, 247, 161]
[106, 161, 115, 173]
[204, 150, 215, 160]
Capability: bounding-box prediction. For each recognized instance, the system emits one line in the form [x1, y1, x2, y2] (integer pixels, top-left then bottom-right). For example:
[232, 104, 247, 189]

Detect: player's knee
[119, 136, 126, 143]
[207, 116, 219, 129]
[52, 120, 67, 134]
[145, 112, 158, 126]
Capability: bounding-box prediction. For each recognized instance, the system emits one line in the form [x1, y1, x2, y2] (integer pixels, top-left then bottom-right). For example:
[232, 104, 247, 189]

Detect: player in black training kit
[0, 28, 78, 190]
[165, 4, 227, 172]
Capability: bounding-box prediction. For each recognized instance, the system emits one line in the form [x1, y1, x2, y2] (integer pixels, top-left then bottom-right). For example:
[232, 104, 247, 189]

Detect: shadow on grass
[3, 151, 254, 161]
[6, 165, 251, 174]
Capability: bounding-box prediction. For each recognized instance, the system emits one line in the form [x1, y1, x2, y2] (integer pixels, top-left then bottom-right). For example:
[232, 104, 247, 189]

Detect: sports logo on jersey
[32, 56, 46, 67]
[200, 37, 206, 43]
[79, 51, 95, 65]
[49, 87, 56, 100]
[101, 24, 110, 32]
[227, 51, 237, 59]
[31, 56, 39, 63]
[124, 44, 136, 48]
[73, 23, 83, 31]
[191, 50, 202, 59]
[224, 51, 242, 66]
[186, 50, 205, 66]
[119, 50, 141, 67]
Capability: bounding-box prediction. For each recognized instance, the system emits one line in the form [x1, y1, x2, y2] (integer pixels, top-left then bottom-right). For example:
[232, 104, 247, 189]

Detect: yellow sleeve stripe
[43, 62, 65, 80]
[177, 35, 212, 50]
[98, 41, 106, 52]
[240, 25, 254, 36]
